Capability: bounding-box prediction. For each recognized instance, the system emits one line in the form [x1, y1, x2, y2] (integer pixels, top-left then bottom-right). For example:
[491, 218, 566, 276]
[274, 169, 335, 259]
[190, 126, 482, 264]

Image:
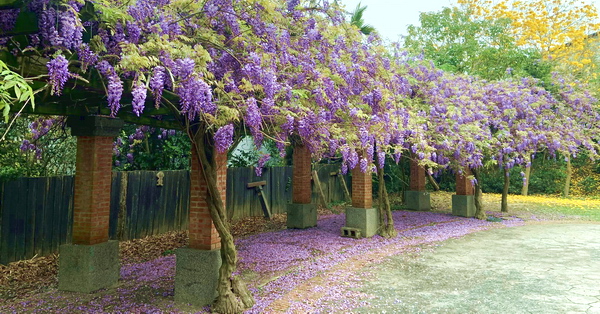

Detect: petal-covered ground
[0, 210, 525, 313]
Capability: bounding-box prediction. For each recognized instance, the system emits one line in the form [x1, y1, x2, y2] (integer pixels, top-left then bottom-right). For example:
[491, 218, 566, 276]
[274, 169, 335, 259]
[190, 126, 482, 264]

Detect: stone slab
[287, 203, 317, 229]
[404, 190, 431, 211]
[58, 240, 119, 293]
[345, 207, 379, 238]
[174, 248, 221, 307]
[452, 194, 476, 217]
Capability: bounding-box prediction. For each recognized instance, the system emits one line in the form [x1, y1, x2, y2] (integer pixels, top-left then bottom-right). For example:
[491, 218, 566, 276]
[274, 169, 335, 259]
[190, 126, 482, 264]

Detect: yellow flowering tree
[458, 0, 600, 80]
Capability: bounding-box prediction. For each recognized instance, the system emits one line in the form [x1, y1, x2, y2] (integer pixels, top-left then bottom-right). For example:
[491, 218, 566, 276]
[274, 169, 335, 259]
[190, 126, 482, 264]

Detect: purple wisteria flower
[214, 124, 234, 153]
[47, 55, 70, 96]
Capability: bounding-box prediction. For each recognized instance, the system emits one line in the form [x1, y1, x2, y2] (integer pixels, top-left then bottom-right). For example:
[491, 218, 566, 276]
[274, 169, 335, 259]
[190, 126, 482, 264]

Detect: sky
[339, 0, 600, 42]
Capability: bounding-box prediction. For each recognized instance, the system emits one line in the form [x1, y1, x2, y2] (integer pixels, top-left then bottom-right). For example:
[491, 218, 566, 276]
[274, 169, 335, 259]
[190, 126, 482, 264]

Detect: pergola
[1, 0, 476, 307]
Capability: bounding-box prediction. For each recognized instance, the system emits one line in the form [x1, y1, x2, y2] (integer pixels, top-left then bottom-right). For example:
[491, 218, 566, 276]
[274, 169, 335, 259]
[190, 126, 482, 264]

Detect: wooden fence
[0, 165, 349, 264]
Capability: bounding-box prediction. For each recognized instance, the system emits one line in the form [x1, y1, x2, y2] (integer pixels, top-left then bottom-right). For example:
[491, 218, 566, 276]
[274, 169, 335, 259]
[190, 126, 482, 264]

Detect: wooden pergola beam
[10, 101, 183, 130]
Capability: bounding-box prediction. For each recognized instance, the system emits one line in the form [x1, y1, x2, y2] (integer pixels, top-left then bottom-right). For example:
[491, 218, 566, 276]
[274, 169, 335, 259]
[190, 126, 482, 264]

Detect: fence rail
[0, 165, 349, 264]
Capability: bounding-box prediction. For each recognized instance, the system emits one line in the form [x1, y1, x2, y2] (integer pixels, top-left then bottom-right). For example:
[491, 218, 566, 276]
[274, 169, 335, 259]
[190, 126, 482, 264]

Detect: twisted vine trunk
[563, 157, 572, 197]
[426, 168, 440, 191]
[521, 166, 531, 196]
[190, 127, 254, 314]
[471, 168, 487, 220]
[376, 165, 397, 238]
[501, 169, 509, 213]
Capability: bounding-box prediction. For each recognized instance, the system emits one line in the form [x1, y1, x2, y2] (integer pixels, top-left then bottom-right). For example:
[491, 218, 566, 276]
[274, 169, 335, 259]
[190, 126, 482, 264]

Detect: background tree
[458, 0, 600, 81]
[349, 2, 375, 35]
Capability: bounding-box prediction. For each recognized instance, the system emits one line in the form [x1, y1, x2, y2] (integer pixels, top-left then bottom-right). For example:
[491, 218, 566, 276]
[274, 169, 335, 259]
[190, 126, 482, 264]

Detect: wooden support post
[312, 170, 328, 208]
[331, 171, 351, 203]
[247, 181, 272, 219]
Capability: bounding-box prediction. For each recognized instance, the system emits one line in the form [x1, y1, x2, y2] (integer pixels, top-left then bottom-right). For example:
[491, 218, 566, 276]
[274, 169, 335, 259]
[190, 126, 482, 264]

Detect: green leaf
[2, 102, 9, 123]
[13, 85, 21, 99]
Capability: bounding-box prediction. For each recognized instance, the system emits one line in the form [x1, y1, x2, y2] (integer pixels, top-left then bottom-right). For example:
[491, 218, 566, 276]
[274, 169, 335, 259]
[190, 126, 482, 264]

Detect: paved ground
[355, 223, 600, 314]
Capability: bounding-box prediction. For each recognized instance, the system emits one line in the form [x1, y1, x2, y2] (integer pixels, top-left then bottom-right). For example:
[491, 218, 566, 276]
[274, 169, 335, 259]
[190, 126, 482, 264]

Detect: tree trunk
[471, 168, 487, 220]
[521, 165, 531, 196]
[426, 169, 440, 191]
[190, 127, 254, 314]
[501, 168, 509, 213]
[376, 163, 396, 238]
[563, 157, 572, 197]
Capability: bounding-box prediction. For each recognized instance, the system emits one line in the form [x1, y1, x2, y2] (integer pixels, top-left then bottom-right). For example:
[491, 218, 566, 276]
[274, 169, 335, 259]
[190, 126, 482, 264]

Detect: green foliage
[372, 156, 410, 198]
[113, 125, 191, 171]
[0, 60, 36, 124]
[404, 7, 551, 82]
[0, 115, 76, 179]
[578, 176, 599, 195]
[227, 136, 289, 168]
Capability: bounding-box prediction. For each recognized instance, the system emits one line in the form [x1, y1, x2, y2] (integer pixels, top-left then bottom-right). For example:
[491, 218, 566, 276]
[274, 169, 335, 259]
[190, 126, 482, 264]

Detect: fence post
[117, 173, 128, 240]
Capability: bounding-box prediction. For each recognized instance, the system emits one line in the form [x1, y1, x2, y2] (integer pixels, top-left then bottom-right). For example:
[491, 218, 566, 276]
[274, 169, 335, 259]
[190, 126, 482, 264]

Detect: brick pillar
[72, 136, 113, 245]
[344, 166, 377, 238]
[287, 144, 317, 229]
[409, 159, 426, 192]
[405, 159, 431, 211]
[292, 144, 312, 204]
[452, 168, 475, 217]
[456, 169, 474, 195]
[351, 167, 372, 209]
[59, 116, 123, 293]
[188, 149, 225, 250]
[176, 148, 226, 307]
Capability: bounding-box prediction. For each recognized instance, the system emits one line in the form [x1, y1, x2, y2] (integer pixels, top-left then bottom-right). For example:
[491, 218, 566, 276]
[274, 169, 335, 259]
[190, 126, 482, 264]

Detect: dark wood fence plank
[63, 176, 74, 244]
[109, 172, 120, 240]
[40, 177, 53, 257]
[50, 177, 64, 253]
[126, 172, 142, 241]
[180, 170, 190, 230]
[0, 180, 14, 264]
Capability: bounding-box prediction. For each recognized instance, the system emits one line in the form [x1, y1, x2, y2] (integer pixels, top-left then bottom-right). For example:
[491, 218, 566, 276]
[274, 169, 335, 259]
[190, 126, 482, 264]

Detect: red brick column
[188, 149, 226, 250]
[292, 144, 312, 204]
[409, 159, 426, 191]
[456, 169, 474, 195]
[72, 136, 113, 245]
[352, 167, 372, 209]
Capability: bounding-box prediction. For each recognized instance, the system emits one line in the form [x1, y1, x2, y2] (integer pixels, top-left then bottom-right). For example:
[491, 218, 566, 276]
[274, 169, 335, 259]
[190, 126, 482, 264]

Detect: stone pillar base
[345, 207, 379, 238]
[175, 248, 221, 307]
[287, 203, 317, 229]
[404, 190, 431, 211]
[58, 240, 119, 293]
[452, 194, 476, 217]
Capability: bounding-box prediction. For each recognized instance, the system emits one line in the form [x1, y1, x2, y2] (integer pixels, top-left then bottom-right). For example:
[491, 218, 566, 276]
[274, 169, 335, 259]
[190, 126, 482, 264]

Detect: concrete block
[452, 194, 476, 217]
[345, 207, 379, 238]
[404, 190, 431, 211]
[341, 227, 361, 239]
[287, 203, 317, 229]
[175, 248, 221, 307]
[58, 240, 119, 293]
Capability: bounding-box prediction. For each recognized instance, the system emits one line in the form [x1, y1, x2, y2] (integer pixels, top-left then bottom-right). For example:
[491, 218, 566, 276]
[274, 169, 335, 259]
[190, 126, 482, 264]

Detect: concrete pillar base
[58, 240, 119, 293]
[175, 248, 221, 307]
[345, 207, 379, 238]
[287, 203, 317, 229]
[404, 190, 431, 211]
[452, 194, 476, 217]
